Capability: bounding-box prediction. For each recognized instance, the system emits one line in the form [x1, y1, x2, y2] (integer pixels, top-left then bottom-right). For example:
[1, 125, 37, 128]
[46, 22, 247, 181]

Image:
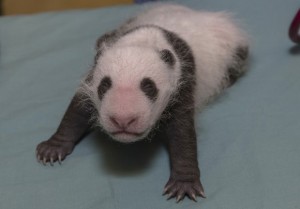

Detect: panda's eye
[98, 76, 112, 100]
[140, 78, 158, 102]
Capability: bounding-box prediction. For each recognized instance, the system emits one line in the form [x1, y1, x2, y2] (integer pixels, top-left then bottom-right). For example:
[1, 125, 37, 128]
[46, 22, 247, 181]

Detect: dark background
[0, 0, 3, 15]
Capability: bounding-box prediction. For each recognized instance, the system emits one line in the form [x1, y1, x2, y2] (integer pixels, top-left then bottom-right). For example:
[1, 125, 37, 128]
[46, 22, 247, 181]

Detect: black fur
[36, 93, 95, 164]
[159, 28, 205, 200]
[96, 30, 119, 53]
[140, 77, 158, 102]
[98, 76, 112, 100]
[227, 46, 249, 85]
[159, 49, 175, 67]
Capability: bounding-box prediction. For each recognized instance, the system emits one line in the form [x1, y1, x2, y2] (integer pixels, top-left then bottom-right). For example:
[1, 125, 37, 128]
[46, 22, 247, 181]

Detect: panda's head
[83, 46, 179, 143]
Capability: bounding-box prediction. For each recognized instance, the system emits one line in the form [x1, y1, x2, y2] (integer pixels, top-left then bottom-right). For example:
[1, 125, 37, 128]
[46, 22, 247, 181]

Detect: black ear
[95, 30, 119, 50]
[159, 49, 175, 67]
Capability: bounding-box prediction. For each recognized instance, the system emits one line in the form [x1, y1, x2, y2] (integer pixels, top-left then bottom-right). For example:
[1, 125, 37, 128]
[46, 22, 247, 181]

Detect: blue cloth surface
[0, 0, 300, 209]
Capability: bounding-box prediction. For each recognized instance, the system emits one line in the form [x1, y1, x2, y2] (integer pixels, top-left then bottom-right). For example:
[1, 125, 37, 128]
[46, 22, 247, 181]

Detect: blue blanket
[1, 0, 299, 208]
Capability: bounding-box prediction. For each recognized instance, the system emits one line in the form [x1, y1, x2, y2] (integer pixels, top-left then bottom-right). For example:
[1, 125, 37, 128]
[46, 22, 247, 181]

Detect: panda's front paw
[36, 137, 75, 165]
[163, 177, 205, 202]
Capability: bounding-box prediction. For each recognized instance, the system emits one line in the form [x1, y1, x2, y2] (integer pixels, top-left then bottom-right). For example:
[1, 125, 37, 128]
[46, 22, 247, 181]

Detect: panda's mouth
[111, 131, 144, 137]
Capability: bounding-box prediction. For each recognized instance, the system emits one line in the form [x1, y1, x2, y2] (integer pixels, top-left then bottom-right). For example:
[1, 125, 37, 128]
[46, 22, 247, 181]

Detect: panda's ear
[95, 30, 119, 50]
[159, 49, 175, 68]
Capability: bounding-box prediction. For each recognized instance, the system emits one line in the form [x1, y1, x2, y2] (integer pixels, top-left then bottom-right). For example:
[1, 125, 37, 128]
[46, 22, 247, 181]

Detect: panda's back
[124, 4, 249, 107]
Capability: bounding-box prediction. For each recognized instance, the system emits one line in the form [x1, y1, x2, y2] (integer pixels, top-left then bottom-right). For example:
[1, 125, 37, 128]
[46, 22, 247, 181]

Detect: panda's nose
[109, 115, 138, 129]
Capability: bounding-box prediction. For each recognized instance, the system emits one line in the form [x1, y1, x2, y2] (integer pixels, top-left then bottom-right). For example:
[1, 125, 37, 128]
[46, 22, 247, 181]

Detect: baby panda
[36, 4, 249, 202]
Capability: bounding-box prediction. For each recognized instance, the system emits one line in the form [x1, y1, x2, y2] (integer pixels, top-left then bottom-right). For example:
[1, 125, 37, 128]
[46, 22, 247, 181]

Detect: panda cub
[36, 4, 249, 202]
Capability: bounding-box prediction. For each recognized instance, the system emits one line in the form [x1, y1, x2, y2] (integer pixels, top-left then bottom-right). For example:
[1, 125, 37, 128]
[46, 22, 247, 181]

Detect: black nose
[109, 115, 138, 129]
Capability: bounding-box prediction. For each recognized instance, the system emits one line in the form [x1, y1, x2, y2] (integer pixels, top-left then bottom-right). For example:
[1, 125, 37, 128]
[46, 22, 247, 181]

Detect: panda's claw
[163, 184, 172, 195]
[50, 158, 54, 166]
[163, 178, 205, 202]
[42, 157, 47, 165]
[36, 138, 75, 166]
[194, 183, 206, 198]
[58, 154, 62, 165]
[176, 194, 184, 203]
[190, 193, 197, 202]
[37, 155, 41, 163]
[167, 191, 176, 200]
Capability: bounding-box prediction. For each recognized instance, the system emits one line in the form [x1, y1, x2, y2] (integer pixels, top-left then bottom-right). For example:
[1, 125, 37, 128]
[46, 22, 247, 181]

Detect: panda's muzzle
[109, 115, 138, 130]
[108, 115, 146, 137]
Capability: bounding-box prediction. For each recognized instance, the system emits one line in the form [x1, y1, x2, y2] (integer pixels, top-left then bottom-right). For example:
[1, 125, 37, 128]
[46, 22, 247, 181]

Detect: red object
[289, 9, 300, 44]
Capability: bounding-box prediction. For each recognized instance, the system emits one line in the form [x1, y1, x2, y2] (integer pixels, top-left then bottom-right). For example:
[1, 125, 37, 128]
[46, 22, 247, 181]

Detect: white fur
[81, 44, 178, 142]
[79, 4, 249, 143]
[125, 4, 249, 107]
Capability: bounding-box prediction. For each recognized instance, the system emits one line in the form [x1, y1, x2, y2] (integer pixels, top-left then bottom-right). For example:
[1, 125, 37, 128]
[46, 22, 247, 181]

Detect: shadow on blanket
[289, 45, 300, 55]
[90, 130, 165, 176]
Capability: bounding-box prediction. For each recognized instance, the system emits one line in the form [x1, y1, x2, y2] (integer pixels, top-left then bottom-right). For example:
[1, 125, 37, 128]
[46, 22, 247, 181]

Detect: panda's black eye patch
[140, 78, 158, 102]
[159, 49, 175, 67]
[98, 76, 112, 100]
